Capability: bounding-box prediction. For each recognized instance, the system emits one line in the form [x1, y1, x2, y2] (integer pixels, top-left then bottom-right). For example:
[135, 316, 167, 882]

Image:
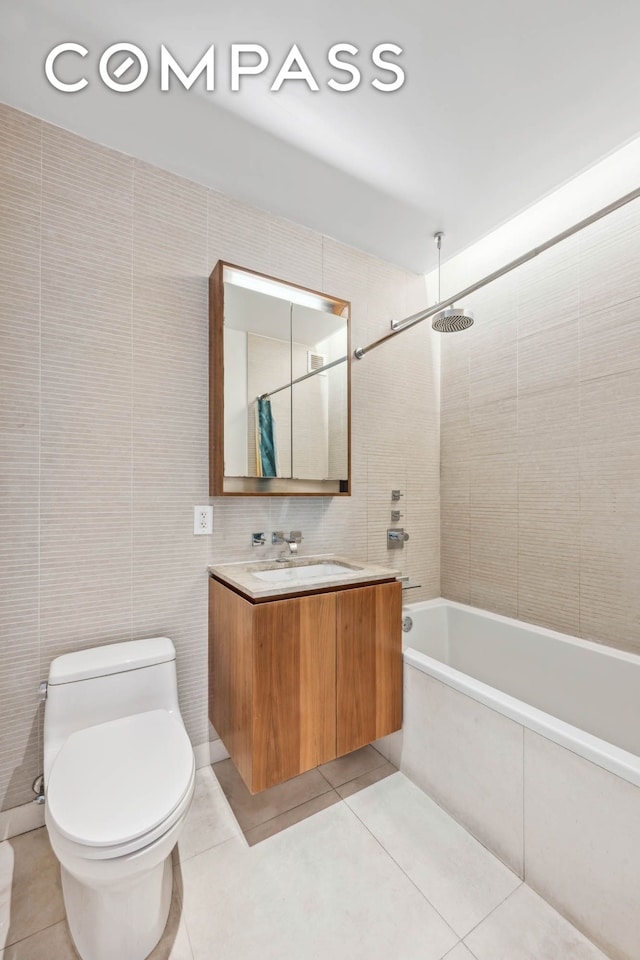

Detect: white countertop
[208, 554, 401, 601]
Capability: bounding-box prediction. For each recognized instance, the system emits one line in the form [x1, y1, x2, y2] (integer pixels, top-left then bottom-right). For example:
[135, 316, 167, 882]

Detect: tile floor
[0, 756, 612, 960]
[213, 744, 397, 844]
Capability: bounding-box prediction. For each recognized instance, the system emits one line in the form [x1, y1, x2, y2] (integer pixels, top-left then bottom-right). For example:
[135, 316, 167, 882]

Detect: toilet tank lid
[48, 638, 175, 685]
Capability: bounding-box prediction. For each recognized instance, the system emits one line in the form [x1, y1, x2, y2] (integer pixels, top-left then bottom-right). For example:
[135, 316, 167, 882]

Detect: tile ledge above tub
[208, 554, 401, 602]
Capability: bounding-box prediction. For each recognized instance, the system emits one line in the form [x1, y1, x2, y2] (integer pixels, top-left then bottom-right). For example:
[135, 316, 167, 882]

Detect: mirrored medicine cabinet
[209, 261, 351, 496]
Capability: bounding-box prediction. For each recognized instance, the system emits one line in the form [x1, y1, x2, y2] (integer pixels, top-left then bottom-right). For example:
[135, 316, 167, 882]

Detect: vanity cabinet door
[209, 578, 401, 794]
[252, 593, 336, 792]
[335, 581, 402, 756]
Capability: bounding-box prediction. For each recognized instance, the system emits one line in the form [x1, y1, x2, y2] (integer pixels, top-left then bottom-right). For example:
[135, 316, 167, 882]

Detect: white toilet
[43, 637, 196, 960]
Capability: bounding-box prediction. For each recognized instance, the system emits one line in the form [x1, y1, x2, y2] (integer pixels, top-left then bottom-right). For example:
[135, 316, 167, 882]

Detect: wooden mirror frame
[209, 261, 351, 496]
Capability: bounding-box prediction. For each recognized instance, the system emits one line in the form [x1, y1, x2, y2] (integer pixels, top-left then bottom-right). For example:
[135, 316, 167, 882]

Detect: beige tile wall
[0, 107, 41, 813]
[0, 103, 439, 811]
[440, 201, 640, 653]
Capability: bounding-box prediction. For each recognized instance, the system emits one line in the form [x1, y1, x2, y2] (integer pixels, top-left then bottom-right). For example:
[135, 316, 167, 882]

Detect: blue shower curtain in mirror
[256, 398, 278, 477]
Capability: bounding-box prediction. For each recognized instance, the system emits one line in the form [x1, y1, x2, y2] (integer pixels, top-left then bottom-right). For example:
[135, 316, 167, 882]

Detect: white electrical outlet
[194, 505, 213, 535]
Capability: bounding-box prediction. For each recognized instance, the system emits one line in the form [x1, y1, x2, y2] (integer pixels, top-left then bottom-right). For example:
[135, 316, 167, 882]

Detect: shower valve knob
[387, 527, 409, 549]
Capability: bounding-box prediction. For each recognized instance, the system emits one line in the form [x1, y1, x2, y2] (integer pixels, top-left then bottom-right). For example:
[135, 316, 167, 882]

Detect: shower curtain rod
[258, 354, 347, 400]
[354, 184, 640, 359]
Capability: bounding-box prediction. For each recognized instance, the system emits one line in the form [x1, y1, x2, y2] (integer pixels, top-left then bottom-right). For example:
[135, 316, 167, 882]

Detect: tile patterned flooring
[0, 751, 611, 960]
[213, 744, 396, 844]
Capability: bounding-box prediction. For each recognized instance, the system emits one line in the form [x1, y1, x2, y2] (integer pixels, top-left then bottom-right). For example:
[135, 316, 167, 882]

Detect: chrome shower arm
[354, 184, 640, 358]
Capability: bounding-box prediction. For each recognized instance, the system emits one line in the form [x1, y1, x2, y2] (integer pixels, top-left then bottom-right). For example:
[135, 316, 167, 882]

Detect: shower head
[432, 306, 474, 333]
[431, 232, 475, 333]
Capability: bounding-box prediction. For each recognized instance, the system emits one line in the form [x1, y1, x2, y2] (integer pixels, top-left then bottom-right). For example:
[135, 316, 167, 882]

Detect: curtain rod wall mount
[353, 185, 640, 360]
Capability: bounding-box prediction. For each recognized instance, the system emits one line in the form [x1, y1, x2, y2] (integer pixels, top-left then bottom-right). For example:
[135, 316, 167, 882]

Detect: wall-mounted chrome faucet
[272, 530, 304, 559]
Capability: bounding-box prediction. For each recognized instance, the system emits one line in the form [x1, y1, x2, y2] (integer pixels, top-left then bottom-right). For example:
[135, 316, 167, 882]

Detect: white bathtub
[398, 598, 640, 960]
[403, 598, 640, 785]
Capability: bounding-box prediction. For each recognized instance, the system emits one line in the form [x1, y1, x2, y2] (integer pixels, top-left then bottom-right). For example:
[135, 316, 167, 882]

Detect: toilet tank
[44, 638, 182, 784]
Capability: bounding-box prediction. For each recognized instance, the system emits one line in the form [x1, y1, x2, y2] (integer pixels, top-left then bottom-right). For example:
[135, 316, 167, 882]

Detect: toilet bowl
[43, 638, 195, 960]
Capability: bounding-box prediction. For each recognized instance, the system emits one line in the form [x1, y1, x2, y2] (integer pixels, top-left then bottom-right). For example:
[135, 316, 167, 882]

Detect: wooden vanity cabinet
[209, 578, 402, 793]
[335, 583, 403, 756]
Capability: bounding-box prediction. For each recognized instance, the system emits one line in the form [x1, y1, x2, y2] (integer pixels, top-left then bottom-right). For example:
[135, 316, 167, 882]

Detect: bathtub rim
[402, 598, 640, 788]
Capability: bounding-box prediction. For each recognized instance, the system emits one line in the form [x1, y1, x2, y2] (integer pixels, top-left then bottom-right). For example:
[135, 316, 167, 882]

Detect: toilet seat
[47, 709, 194, 859]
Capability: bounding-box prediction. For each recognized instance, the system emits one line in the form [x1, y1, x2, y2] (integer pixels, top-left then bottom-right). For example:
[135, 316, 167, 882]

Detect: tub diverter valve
[387, 527, 409, 549]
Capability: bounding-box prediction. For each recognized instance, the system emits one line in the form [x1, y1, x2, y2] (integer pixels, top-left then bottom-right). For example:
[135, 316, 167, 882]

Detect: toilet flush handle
[37, 681, 48, 703]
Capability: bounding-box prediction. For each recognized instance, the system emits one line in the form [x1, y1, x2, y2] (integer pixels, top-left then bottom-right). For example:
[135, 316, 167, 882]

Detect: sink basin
[252, 561, 361, 583]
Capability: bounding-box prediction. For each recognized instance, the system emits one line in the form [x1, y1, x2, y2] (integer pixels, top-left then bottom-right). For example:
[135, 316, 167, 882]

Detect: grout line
[4, 914, 68, 952]
[317, 749, 389, 791]
[180, 906, 196, 960]
[180, 832, 241, 866]
[203, 770, 247, 849]
[457, 940, 482, 960]
[242, 789, 341, 844]
[315, 766, 336, 789]
[211, 764, 335, 835]
[236, 783, 338, 837]
[215, 756, 393, 843]
[443, 944, 479, 960]
[340, 800, 459, 944]
[459, 880, 524, 944]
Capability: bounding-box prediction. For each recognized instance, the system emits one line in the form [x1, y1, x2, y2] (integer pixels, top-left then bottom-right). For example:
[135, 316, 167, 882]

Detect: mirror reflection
[211, 263, 350, 496]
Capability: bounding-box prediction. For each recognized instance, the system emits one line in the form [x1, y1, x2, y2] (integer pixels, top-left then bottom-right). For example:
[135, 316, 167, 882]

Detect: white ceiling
[2, 0, 640, 272]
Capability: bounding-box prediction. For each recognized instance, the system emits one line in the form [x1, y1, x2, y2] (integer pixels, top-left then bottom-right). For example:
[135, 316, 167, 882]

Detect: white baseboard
[209, 738, 230, 764]
[193, 741, 211, 769]
[374, 730, 403, 768]
[0, 800, 45, 841]
[193, 737, 230, 769]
